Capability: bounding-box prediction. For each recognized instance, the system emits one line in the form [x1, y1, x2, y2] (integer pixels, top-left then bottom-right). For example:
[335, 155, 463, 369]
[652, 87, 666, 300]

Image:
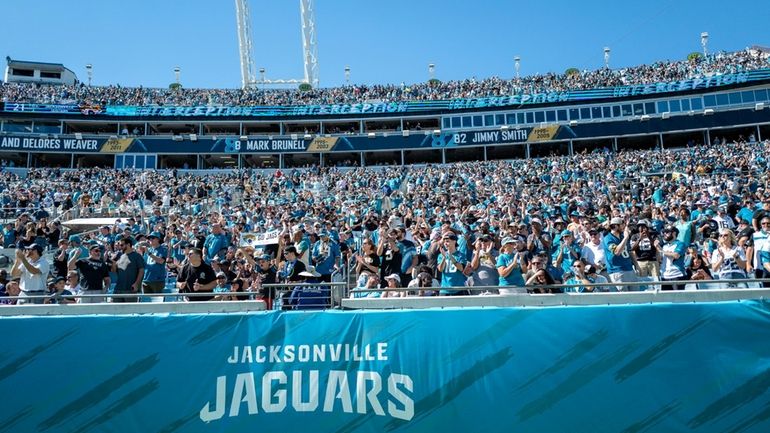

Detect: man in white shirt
[11, 244, 50, 304]
[713, 205, 736, 230]
[581, 229, 607, 273]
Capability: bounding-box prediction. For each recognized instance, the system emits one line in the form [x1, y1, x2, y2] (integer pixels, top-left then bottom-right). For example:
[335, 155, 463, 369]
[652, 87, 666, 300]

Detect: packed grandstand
[1, 48, 768, 106]
[1, 139, 770, 307]
[1, 48, 770, 308]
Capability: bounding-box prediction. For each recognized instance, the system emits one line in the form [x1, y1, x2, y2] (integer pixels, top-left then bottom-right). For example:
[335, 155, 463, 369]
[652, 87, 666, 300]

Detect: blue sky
[2, 0, 768, 89]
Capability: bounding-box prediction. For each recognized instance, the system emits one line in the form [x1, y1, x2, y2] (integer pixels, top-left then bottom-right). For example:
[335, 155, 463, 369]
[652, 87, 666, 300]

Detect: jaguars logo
[429, 133, 455, 148]
[224, 138, 241, 153]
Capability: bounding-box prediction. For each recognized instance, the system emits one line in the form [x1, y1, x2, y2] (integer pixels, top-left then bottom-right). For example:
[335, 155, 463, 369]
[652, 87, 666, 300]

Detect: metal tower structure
[235, 0, 257, 89]
[300, 0, 319, 88]
[234, 0, 319, 89]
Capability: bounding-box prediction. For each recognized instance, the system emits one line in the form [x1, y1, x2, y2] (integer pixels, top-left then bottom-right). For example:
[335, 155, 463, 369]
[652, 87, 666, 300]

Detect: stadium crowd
[1, 138, 770, 308]
[1, 50, 767, 107]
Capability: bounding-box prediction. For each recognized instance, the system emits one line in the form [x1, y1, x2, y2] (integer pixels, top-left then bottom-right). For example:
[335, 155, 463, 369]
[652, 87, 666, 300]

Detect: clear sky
[2, 0, 769, 90]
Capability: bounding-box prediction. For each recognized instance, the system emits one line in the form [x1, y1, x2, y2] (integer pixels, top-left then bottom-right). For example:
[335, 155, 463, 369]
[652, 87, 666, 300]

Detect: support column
[659, 133, 664, 151]
[704, 129, 710, 146]
[568, 140, 574, 156]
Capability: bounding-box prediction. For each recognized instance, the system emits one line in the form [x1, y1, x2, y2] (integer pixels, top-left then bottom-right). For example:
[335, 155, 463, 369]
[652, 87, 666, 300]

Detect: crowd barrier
[5, 278, 770, 314]
[1, 296, 769, 432]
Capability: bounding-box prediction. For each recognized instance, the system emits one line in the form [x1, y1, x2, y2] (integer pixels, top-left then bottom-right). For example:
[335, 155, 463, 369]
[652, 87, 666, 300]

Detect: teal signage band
[1, 301, 769, 432]
[4, 69, 769, 117]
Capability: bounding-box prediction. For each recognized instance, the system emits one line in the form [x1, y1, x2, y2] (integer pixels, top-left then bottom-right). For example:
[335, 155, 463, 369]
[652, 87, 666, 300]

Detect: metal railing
[3, 278, 770, 315]
[3, 282, 349, 310]
[348, 277, 769, 295]
[343, 277, 770, 309]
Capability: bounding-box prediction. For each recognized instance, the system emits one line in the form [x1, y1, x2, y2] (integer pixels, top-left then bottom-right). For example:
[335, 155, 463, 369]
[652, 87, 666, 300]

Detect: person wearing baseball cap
[382, 273, 404, 298]
[311, 229, 340, 283]
[552, 230, 580, 281]
[11, 243, 50, 304]
[630, 219, 660, 280]
[602, 216, 639, 291]
[526, 217, 552, 261]
[658, 225, 687, 290]
[68, 242, 111, 303]
[142, 231, 168, 300]
[495, 236, 526, 294]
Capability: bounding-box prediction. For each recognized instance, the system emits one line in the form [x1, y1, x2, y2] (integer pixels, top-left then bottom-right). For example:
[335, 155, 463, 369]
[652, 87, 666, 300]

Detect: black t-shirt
[48, 227, 61, 246]
[177, 262, 217, 301]
[380, 247, 402, 281]
[285, 260, 306, 283]
[76, 258, 111, 292]
[631, 233, 658, 261]
[52, 248, 69, 279]
[255, 266, 278, 300]
[256, 266, 278, 285]
[701, 219, 719, 239]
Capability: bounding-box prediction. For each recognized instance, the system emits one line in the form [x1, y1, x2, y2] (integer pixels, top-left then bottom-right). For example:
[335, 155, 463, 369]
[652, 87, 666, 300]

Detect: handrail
[348, 278, 770, 295]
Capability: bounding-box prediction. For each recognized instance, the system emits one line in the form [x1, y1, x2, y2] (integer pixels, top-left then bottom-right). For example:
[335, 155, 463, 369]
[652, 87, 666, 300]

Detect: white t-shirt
[712, 246, 746, 278]
[752, 231, 769, 269]
[20, 257, 50, 293]
[582, 242, 606, 269]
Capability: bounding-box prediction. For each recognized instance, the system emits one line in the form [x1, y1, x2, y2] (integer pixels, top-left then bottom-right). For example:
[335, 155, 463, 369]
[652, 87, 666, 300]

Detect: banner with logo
[1, 301, 770, 432]
[240, 230, 282, 247]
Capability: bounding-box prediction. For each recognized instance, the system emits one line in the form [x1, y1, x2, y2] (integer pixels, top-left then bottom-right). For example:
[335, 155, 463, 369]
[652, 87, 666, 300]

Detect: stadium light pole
[514, 56, 520, 79]
[344, 65, 350, 84]
[85, 64, 92, 86]
[174, 66, 181, 86]
[701, 32, 709, 58]
[604, 47, 611, 69]
[428, 63, 435, 81]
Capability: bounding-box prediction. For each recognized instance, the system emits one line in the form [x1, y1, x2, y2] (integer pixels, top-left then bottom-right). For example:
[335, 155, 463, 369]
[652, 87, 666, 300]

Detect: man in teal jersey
[437, 232, 468, 295]
[602, 217, 639, 291]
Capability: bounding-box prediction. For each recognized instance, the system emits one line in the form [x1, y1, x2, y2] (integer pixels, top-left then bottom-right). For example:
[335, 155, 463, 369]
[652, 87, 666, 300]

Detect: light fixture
[704, 109, 714, 116]
[756, 102, 766, 111]
[661, 112, 671, 119]
[640, 114, 650, 121]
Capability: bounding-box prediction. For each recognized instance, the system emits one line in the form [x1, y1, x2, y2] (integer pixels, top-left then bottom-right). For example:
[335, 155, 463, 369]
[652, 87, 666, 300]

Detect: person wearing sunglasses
[656, 224, 687, 291]
[711, 229, 747, 288]
[749, 217, 770, 287]
[525, 254, 558, 294]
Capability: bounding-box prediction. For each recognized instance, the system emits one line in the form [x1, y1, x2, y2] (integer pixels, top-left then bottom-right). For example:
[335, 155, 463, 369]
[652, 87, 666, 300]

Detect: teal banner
[1, 302, 770, 432]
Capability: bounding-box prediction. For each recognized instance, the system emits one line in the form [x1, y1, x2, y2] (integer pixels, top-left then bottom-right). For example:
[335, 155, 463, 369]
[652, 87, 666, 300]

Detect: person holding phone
[437, 232, 468, 295]
[176, 247, 217, 301]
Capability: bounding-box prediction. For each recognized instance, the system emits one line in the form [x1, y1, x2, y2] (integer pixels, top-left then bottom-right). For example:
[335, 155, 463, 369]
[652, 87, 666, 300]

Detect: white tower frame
[235, 0, 319, 89]
[300, 0, 319, 88]
[235, 0, 257, 89]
